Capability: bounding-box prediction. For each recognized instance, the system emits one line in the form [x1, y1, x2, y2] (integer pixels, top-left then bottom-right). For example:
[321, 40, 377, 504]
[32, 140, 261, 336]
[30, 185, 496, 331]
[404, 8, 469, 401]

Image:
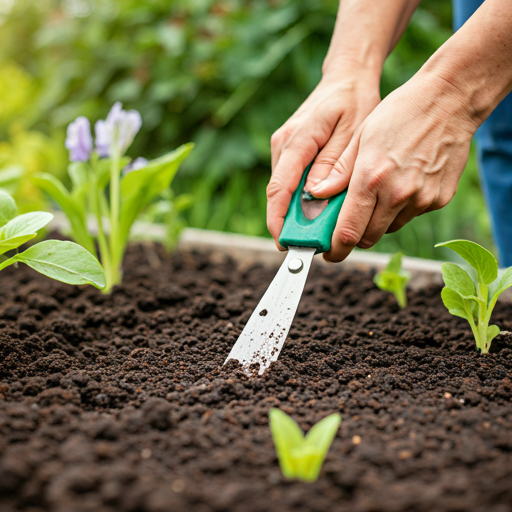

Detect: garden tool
[224, 162, 347, 375]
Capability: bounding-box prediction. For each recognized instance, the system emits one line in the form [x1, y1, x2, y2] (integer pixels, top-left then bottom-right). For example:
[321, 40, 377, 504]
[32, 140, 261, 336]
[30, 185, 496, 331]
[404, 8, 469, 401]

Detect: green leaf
[0, 190, 17, 226]
[441, 262, 476, 298]
[489, 266, 512, 305]
[16, 240, 105, 289]
[0, 211, 53, 240]
[32, 173, 95, 254]
[435, 240, 497, 285]
[487, 325, 500, 344]
[386, 252, 403, 273]
[0, 233, 37, 255]
[119, 143, 193, 250]
[269, 408, 305, 479]
[440, 287, 473, 320]
[301, 413, 341, 481]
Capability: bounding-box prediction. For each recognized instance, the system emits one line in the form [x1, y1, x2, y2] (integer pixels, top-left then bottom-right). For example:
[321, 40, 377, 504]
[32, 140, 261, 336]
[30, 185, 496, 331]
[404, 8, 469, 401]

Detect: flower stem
[109, 152, 121, 289]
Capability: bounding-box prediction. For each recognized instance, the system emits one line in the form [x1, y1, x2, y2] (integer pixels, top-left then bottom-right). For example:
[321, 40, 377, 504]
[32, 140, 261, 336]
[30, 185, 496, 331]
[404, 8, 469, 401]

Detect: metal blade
[224, 246, 316, 375]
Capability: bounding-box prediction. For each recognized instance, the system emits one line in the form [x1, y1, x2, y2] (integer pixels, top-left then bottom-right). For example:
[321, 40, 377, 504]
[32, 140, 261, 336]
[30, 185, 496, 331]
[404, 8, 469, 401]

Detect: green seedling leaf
[269, 408, 305, 479]
[0, 190, 17, 226]
[269, 409, 340, 482]
[441, 287, 473, 320]
[16, 240, 105, 289]
[441, 263, 476, 298]
[32, 173, 95, 254]
[374, 252, 410, 308]
[437, 239, 509, 354]
[435, 240, 497, 285]
[0, 234, 37, 255]
[119, 143, 193, 251]
[0, 211, 53, 241]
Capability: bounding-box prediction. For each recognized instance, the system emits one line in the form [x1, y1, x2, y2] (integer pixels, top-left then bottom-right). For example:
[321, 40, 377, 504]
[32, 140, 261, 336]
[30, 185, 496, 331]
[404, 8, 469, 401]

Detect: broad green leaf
[269, 408, 305, 479]
[441, 263, 476, 298]
[69, 162, 89, 192]
[386, 252, 403, 274]
[119, 143, 193, 250]
[489, 266, 512, 305]
[435, 240, 497, 285]
[16, 240, 105, 289]
[487, 325, 500, 344]
[32, 173, 95, 254]
[0, 212, 53, 240]
[441, 287, 473, 320]
[0, 233, 37, 255]
[0, 190, 17, 226]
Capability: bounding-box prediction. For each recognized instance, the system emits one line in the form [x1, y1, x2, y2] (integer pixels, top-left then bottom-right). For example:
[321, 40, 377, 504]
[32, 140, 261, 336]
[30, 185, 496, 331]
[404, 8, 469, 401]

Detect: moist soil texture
[1, 242, 512, 512]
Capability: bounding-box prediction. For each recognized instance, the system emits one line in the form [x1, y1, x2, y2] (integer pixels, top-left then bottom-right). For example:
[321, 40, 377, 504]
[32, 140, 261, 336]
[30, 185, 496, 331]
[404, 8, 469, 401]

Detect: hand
[266, 65, 381, 248]
[309, 72, 479, 262]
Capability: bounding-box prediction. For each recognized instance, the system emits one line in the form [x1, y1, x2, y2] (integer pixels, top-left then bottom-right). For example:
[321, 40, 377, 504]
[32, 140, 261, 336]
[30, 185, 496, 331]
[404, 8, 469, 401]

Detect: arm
[267, 0, 422, 248]
[309, 0, 512, 262]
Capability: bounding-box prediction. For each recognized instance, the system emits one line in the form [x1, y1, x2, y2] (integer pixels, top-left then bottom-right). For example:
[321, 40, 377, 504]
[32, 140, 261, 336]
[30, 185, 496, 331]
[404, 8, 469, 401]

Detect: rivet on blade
[288, 258, 303, 274]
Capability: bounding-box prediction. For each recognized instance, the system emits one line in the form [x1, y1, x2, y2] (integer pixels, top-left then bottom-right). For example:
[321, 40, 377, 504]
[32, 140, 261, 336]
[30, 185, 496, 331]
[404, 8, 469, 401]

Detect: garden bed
[1, 240, 511, 512]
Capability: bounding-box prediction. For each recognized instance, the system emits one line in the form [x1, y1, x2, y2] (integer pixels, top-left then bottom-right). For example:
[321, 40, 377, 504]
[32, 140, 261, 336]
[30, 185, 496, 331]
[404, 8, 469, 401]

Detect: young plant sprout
[33, 103, 193, 293]
[0, 190, 105, 288]
[436, 239, 512, 353]
[374, 252, 411, 308]
[269, 409, 341, 482]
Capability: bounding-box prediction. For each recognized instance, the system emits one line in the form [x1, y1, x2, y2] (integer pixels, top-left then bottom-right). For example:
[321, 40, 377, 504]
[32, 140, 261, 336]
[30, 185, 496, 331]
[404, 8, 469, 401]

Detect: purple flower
[65, 117, 93, 162]
[95, 102, 142, 158]
[123, 157, 148, 175]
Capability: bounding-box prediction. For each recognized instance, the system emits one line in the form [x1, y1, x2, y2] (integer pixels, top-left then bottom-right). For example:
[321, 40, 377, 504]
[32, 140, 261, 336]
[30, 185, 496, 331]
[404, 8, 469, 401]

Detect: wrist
[322, 55, 382, 90]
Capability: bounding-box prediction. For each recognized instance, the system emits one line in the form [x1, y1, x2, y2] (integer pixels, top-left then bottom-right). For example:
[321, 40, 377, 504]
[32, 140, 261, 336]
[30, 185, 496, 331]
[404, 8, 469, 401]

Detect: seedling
[33, 103, 193, 293]
[0, 190, 105, 288]
[374, 252, 410, 308]
[436, 239, 512, 353]
[269, 409, 341, 482]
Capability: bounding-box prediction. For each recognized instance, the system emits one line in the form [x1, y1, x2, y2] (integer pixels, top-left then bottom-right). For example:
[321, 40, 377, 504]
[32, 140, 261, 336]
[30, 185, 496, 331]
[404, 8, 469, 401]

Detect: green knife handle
[278, 161, 347, 254]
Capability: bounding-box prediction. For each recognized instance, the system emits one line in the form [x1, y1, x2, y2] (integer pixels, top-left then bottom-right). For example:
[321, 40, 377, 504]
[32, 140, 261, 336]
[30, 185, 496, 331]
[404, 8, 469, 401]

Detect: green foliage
[34, 143, 193, 293]
[269, 409, 340, 482]
[0, 1, 492, 256]
[436, 239, 512, 353]
[374, 252, 411, 308]
[0, 190, 105, 288]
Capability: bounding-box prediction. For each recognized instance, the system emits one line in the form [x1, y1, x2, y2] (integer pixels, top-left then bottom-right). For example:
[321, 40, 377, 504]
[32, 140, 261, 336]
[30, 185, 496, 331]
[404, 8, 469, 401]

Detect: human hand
[266, 65, 381, 248]
[308, 72, 479, 262]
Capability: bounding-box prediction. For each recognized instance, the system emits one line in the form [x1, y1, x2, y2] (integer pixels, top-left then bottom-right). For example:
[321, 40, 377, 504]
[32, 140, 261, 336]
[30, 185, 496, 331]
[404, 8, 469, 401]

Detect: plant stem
[109, 151, 121, 290]
[476, 280, 490, 353]
[92, 183, 113, 294]
[395, 287, 406, 309]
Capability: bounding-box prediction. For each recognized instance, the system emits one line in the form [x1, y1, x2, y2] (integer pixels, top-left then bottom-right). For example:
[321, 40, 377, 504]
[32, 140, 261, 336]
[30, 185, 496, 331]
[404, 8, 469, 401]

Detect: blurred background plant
[0, 0, 493, 259]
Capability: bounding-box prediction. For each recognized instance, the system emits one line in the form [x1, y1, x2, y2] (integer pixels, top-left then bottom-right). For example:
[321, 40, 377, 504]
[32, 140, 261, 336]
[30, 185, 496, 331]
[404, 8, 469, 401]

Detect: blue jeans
[453, 0, 512, 267]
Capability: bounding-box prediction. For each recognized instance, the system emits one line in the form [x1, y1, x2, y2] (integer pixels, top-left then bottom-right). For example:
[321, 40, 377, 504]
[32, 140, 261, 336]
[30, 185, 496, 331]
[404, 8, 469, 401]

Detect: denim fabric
[453, 0, 512, 266]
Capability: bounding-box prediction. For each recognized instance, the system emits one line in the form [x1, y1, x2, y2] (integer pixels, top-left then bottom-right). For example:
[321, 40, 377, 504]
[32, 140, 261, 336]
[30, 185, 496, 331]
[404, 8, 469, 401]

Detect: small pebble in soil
[172, 480, 185, 493]
[352, 435, 361, 445]
[399, 450, 412, 460]
[259, 309, 268, 316]
[141, 449, 152, 459]
[444, 392, 452, 399]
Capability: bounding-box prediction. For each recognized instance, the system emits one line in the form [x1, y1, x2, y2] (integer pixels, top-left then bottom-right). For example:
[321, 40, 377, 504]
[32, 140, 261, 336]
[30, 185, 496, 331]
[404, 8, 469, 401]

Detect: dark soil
[1, 243, 511, 512]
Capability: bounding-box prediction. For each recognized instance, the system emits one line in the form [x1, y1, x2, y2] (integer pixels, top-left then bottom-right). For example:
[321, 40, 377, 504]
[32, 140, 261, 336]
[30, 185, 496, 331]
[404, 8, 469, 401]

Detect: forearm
[323, 0, 421, 80]
[419, 0, 512, 128]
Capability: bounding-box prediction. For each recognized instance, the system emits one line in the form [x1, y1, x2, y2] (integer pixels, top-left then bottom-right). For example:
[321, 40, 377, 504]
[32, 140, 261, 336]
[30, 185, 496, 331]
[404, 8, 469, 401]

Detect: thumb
[309, 129, 361, 199]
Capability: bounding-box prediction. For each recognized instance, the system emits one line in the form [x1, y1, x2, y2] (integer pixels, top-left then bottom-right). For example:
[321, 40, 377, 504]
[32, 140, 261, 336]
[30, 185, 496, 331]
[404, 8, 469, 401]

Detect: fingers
[323, 177, 377, 262]
[305, 120, 355, 190]
[266, 139, 319, 247]
[308, 130, 361, 199]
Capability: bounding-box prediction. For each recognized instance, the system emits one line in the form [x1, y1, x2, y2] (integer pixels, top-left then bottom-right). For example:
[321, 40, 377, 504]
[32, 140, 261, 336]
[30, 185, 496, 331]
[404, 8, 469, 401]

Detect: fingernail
[311, 181, 327, 195]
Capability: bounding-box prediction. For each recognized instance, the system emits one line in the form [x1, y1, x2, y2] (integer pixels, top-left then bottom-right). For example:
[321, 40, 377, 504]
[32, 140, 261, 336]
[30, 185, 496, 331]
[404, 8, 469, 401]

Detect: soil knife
[224, 161, 347, 375]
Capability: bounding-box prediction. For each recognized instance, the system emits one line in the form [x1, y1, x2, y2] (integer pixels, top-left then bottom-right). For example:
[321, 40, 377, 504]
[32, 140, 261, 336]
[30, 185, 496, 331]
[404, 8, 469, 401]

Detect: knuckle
[266, 179, 282, 200]
[357, 238, 375, 249]
[364, 169, 387, 192]
[337, 226, 361, 247]
[331, 159, 348, 176]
